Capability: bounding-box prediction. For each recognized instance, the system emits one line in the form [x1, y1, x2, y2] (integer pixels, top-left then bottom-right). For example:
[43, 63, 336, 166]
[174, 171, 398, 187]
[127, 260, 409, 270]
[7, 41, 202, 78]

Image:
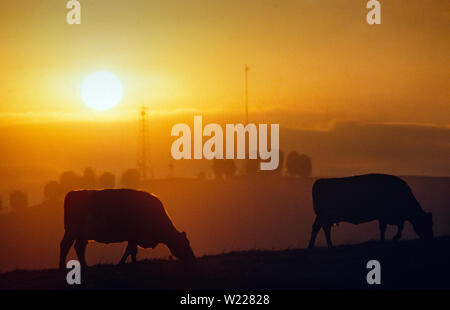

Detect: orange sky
[0, 0, 448, 127]
[0, 1, 449, 202]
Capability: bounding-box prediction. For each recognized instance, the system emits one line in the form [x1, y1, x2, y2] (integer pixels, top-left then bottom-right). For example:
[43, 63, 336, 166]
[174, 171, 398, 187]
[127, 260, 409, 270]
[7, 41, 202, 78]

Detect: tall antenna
[137, 106, 154, 181]
[245, 64, 249, 124]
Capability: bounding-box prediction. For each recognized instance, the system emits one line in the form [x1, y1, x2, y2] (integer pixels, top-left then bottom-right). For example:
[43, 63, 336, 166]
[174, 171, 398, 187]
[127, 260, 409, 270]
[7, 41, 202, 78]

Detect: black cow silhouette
[308, 174, 433, 248]
[59, 189, 195, 268]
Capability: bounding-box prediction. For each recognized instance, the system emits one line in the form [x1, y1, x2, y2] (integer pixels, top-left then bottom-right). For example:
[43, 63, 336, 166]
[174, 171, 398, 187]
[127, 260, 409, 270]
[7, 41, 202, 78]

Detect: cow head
[412, 212, 433, 239]
[168, 231, 196, 262]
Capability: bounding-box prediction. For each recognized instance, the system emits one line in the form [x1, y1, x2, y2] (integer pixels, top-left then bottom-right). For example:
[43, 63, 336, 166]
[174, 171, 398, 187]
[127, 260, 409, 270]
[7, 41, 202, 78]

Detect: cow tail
[312, 181, 320, 214]
[63, 193, 70, 230]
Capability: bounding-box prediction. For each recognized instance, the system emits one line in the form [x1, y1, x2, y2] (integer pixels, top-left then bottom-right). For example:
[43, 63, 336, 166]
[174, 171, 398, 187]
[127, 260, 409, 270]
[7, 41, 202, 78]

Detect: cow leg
[119, 246, 130, 265]
[119, 242, 138, 265]
[322, 223, 333, 248]
[308, 216, 321, 249]
[379, 220, 387, 241]
[130, 243, 138, 263]
[74, 239, 88, 268]
[393, 221, 404, 241]
[59, 232, 75, 269]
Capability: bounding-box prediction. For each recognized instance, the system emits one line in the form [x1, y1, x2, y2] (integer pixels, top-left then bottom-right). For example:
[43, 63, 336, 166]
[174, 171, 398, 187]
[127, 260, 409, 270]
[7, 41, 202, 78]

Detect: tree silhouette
[81, 167, 97, 189]
[245, 150, 284, 176]
[10, 190, 28, 211]
[59, 171, 80, 193]
[286, 151, 312, 177]
[260, 150, 284, 176]
[99, 172, 115, 189]
[44, 181, 62, 200]
[121, 169, 141, 188]
[212, 159, 236, 180]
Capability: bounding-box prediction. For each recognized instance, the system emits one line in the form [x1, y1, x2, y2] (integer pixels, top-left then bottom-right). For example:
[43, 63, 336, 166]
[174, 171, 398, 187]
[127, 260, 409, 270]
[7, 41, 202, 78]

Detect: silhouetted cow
[59, 189, 195, 268]
[308, 174, 433, 248]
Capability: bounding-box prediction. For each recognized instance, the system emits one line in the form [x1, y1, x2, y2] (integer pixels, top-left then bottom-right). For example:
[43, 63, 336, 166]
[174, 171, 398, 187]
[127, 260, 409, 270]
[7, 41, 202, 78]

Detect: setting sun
[81, 72, 123, 111]
[0, 0, 449, 294]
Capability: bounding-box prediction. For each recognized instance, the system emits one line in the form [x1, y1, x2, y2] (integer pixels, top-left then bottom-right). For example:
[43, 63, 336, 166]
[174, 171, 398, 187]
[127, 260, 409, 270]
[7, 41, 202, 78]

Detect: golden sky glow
[0, 0, 449, 203]
[1, 1, 450, 275]
[0, 0, 448, 126]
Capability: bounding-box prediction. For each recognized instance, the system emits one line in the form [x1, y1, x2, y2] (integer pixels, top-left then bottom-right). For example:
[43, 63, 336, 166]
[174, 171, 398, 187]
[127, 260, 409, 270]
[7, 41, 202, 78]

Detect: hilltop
[1, 237, 449, 290]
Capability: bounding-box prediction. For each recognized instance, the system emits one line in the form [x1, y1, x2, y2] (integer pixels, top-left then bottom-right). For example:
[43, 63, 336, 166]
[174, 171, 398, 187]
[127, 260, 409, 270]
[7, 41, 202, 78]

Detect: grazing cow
[59, 189, 195, 268]
[308, 174, 433, 248]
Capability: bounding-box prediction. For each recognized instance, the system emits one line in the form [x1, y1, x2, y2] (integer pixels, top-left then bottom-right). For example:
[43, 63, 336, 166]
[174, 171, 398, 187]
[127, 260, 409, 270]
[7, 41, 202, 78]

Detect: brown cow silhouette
[308, 174, 433, 248]
[59, 189, 195, 268]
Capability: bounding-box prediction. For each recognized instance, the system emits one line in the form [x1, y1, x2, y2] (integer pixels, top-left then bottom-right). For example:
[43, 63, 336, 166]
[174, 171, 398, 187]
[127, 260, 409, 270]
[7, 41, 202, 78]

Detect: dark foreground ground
[1, 237, 449, 290]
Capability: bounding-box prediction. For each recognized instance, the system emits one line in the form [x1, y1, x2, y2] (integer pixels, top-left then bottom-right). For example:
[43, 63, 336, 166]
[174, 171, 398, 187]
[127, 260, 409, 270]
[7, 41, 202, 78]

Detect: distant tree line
[3, 150, 312, 210]
[45, 168, 146, 200]
[2, 168, 147, 212]
[211, 150, 312, 179]
[286, 152, 312, 177]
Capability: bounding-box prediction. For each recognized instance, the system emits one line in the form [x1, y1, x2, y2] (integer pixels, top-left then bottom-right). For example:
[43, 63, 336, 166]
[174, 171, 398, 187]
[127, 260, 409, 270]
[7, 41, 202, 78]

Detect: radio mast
[245, 64, 249, 124]
[137, 106, 154, 181]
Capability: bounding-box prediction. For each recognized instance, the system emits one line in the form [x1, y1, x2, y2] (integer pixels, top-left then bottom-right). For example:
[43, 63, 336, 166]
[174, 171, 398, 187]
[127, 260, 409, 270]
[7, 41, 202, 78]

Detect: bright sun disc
[81, 72, 123, 111]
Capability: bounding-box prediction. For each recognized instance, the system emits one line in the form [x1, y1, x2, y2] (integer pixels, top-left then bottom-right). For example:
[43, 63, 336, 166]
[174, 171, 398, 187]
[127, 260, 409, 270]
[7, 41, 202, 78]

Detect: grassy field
[1, 176, 449, 274]
[1, 237, 449, 290]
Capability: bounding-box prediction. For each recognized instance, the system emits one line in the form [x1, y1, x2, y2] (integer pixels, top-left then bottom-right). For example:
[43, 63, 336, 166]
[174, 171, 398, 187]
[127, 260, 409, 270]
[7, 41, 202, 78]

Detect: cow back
[64, 189, 173, 243]
[312, 174, 422, 224]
